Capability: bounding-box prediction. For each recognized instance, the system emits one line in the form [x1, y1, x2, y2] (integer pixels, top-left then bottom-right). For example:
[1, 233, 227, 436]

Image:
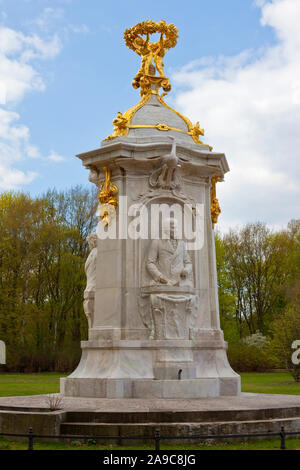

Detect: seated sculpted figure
[146, 218, 193, 287]
[142, 218, 196, 339]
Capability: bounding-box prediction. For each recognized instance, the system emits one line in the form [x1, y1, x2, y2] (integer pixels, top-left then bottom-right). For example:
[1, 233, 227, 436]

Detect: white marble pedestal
[61, 330, 240, 398]
[61, 132, 240, 399]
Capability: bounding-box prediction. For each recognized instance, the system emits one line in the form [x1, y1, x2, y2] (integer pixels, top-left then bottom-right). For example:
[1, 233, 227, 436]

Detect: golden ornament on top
[104, 20, 211, 149]
[124, 20, 178, 94]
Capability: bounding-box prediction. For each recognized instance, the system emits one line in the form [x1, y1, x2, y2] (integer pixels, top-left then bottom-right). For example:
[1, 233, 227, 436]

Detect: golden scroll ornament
[211, 176, 221, 229]
[98, 167, 118, 226]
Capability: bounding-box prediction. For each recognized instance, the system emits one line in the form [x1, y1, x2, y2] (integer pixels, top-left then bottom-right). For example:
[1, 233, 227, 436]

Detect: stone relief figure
[83, 232, 98, 329]
[140, 218, 198, 339]
[149, 138, 181, 191]
[146, 218, 193, 287]
[84, 233, 98, 293]
[88, 166, 101, 188]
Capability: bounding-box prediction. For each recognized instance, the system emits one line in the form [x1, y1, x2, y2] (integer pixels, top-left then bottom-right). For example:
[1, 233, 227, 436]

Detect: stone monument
[60, 20, 240, 398]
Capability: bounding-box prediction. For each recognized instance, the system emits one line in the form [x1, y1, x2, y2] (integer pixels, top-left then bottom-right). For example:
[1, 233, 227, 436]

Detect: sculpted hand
[159, 275, 168, 284]
[180, 269, 188, 279]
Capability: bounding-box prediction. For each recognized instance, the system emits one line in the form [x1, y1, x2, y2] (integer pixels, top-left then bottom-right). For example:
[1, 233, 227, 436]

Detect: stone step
[60, 417, 300, 444]
[64, 406, 300, 424]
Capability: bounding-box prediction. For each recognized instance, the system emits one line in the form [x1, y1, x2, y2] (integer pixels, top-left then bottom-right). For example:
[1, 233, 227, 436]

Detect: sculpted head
[134, 36, 145, 48]
[163, 217, 178, 239]
[86, 232, 98, 250]
[88, 167, 99, 186]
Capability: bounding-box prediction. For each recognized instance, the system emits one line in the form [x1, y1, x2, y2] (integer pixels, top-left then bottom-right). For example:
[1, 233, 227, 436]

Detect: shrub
[270, 302, 300, 382]
[45, 394, 63, 411]
[227, 343, 279, 372]
[87, 438, 97, 446]
[71, 440, 82, 447]
[242, 331, 269, 348]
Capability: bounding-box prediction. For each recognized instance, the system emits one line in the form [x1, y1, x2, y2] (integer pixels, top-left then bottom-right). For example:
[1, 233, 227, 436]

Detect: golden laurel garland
[124, 20, 178, 53]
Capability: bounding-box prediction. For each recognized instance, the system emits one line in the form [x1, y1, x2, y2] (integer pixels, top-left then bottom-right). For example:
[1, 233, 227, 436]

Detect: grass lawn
[0, 371, 300, 451]
[0, 436, 300, 451]
[0, 371, 299, 397]
[241, 372, 300, 395]
[0, 372, 68, 397]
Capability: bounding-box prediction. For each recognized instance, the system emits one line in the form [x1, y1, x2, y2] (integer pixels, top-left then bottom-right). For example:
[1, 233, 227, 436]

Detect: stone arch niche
[135, 195, 199, 341]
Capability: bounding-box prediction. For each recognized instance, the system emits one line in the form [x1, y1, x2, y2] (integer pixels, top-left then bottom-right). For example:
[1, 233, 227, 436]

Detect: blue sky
[0, 0, 299, 230]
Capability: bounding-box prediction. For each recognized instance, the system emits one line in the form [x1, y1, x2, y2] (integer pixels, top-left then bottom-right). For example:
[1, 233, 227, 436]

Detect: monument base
[60, 377, 240, 398]
[2, 393, 300, 444]
[61, 334, 240, 398]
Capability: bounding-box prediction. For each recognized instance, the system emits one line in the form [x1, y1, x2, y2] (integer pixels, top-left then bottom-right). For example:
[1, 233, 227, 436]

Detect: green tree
[0, 186, 97, 372]
[270, 301, 300, 382]
[221, 223, 294, 337]
[215, 233, 239, 343]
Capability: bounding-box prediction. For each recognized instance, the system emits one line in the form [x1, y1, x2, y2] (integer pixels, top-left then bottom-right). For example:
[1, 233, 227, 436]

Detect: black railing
[1, 426, 300, 450]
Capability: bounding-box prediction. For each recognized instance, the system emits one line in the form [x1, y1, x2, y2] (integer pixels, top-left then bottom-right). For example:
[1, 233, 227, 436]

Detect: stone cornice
[77, 138, 229, 177]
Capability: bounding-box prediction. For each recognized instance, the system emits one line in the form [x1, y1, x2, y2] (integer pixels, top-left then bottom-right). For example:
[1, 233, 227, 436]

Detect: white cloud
[30, 7, 64, 32]
[0, 164, 37, 190]
[22, 33, 62, 60]
[0, 2, 92, 191]
[26, 144, 42, 159]
[172, 0, 300, 231]
[67, 23, 90, 34]
[0, 23, 64, 190]
[48, 150, 65, 162]
[29, 7, 90, 36]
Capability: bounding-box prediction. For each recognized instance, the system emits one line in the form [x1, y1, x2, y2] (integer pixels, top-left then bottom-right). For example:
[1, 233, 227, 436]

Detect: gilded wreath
[124, 20, 178, 53]
[124, 21, 179, 94]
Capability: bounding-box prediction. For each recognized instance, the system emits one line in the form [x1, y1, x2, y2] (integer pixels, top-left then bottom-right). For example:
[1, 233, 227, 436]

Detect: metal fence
[1, 425, 300, 450]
